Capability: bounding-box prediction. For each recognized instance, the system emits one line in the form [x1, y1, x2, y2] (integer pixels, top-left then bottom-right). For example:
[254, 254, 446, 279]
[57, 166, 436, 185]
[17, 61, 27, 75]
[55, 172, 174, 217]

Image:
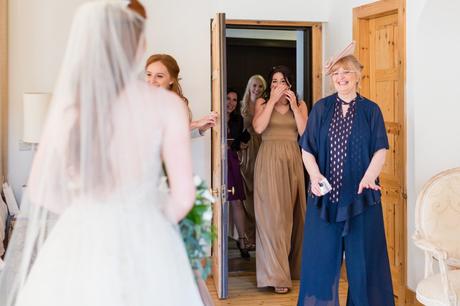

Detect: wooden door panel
[381, 133, 397, 178]
[382, 191, 396, 264]
[374, 14, 397, 68]
[375, 68, 399, 81]
[354, 2, 406, 303]
[382, 186, 402, 292]
[375, 30, 396, 69]
[369, 12, 404, 300]
[376, 80, 396, 120]
[211, 12, 228, 299]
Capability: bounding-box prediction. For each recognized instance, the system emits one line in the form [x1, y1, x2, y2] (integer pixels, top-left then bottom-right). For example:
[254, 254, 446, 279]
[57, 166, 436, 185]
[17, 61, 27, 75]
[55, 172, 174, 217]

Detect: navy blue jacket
[299, 93, 389, 234]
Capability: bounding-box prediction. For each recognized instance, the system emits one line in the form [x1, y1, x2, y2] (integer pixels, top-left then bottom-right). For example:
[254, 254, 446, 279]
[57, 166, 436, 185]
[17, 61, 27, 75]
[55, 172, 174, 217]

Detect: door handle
[210, 188, 219, 197]
[210, 186, 234, 197]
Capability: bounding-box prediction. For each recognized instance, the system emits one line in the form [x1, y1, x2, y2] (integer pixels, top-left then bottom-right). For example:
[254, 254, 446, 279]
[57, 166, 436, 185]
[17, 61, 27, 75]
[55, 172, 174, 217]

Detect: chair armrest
[447, 258, 460, 269]
[414, 232, 459, 305]
[413, 231, 447, 260]
[438, 257, 459, 306]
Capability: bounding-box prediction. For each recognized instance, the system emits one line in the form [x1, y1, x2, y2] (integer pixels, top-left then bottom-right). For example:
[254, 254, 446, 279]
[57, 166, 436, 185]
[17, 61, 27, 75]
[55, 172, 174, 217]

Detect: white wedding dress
[14, 149, 203, 306]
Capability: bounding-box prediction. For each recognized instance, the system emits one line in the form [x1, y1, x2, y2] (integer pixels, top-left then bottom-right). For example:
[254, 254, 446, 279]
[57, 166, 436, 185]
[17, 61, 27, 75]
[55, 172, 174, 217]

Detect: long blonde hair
[241, 74, 266, 118]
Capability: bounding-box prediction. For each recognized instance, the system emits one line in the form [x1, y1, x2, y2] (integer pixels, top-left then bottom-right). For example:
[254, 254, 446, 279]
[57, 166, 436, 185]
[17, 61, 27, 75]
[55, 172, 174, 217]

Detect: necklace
[338, 93, 358, 106]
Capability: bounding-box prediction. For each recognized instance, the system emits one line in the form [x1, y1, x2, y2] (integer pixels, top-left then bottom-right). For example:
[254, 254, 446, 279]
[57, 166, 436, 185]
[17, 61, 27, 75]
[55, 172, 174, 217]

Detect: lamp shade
[23, 92, 51, 144]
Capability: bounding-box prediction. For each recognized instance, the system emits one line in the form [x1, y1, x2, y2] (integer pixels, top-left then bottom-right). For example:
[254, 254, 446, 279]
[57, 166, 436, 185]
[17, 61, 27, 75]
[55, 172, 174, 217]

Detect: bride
[0, 1, 204, 305]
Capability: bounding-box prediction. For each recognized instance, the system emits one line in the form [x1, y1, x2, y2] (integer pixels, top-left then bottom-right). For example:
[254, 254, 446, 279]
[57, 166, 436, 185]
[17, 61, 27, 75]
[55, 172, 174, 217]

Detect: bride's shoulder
[124, 81, 187, 117]
[134, 81, 184, 108]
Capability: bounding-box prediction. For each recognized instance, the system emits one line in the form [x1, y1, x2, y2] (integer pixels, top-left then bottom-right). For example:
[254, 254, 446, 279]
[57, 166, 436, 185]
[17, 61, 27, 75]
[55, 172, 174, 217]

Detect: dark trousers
[297, 202, 395, 306]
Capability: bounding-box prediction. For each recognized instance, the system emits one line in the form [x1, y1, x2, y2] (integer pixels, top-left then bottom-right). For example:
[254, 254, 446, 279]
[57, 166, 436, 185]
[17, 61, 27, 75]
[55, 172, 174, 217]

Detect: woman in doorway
[227, 88, 251, 259]
[238, 75, 266, 250]
[145, 53, 217, 306]
[252, 66, 308, 294]
[145, 54, 218, 138]
[297, 42, 394, 306]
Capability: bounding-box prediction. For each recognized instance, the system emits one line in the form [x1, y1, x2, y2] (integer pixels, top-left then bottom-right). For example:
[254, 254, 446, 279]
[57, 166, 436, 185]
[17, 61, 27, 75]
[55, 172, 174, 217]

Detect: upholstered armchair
[413, 167, 460, 306]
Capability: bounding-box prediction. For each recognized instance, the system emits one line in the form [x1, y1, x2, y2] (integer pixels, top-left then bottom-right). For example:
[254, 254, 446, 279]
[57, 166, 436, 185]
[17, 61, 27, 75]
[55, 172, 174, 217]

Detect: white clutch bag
[319, 178, 332, 196]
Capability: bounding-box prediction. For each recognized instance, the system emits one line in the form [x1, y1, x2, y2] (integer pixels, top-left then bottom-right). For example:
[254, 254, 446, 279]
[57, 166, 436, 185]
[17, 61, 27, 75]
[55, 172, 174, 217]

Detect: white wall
[8, 0, 87, 201]
[407, 0, 460, 289]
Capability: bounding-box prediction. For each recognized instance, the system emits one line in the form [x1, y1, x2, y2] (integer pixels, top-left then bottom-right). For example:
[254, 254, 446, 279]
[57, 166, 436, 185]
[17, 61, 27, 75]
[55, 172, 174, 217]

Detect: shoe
[240, 234, 255, 251]
[274, 287, 289, 294]
[245, 239, 256, 251]
[236, 236, 250, 260]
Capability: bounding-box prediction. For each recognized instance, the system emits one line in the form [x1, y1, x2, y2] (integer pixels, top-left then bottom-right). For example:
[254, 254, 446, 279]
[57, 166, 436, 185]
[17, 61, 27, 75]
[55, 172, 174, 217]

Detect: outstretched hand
[195, 111, 218, 134]
[357, 175, 381, 194]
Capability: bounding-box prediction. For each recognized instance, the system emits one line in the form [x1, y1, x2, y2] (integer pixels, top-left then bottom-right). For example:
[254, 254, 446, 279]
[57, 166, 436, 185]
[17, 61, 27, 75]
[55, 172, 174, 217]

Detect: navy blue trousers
[297, 202, 395, 306]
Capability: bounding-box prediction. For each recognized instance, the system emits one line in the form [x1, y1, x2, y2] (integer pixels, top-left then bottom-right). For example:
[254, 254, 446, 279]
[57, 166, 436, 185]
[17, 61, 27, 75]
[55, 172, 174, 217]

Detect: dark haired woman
[252, 66, 308, 294]
[227, 88, 251, 259]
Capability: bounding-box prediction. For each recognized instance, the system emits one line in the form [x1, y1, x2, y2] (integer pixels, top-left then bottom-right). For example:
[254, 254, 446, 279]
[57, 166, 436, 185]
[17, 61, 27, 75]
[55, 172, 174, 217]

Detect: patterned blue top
[328, 96, 357, 203]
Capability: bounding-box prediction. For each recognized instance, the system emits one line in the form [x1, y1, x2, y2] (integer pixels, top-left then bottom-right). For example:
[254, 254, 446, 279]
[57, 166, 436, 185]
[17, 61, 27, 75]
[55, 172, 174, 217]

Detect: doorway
[210, 15, 323, 299]
[226, 20, 323, 106]
[226, 26, 312, 275]
[226, 27, 311, 109]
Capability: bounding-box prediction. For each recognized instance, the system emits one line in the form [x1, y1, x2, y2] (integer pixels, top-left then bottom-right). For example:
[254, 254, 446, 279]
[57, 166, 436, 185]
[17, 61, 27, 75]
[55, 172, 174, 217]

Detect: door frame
[226, 20, 323, 104]
[0, 0, 8, 179]
[353, 0, 408, 304]
[211, 19, 322, 299]
[210, 12, 228, 299]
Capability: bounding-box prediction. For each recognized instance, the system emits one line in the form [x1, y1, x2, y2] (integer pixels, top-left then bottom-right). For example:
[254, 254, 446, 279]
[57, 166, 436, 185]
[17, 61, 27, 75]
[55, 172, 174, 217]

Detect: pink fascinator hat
[324, 41, 356, 75]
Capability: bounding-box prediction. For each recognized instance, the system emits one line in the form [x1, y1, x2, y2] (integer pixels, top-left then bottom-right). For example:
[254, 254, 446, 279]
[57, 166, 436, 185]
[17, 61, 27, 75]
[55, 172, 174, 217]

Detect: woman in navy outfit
[297, 42, 395, 306]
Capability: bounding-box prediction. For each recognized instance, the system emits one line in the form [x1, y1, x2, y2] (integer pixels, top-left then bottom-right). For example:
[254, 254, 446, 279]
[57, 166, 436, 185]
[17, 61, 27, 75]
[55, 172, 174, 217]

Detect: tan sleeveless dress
[254, 109, 306, 288]
[239, 112, 262, 243]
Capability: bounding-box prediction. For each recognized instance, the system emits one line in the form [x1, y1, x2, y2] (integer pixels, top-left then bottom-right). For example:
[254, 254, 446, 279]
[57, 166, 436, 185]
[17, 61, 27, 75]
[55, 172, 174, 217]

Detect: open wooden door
[354, 0, 406, 304]
[210, 12, 228, 299]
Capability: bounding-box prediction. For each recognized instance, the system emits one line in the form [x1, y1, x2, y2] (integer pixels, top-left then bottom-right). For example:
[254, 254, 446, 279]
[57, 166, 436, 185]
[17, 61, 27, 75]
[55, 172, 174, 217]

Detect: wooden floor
[208, 238, 421, 306]
[212, 238, 349, 305]
[207, 273, 348, 306]
[228, 238, 256, 273]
